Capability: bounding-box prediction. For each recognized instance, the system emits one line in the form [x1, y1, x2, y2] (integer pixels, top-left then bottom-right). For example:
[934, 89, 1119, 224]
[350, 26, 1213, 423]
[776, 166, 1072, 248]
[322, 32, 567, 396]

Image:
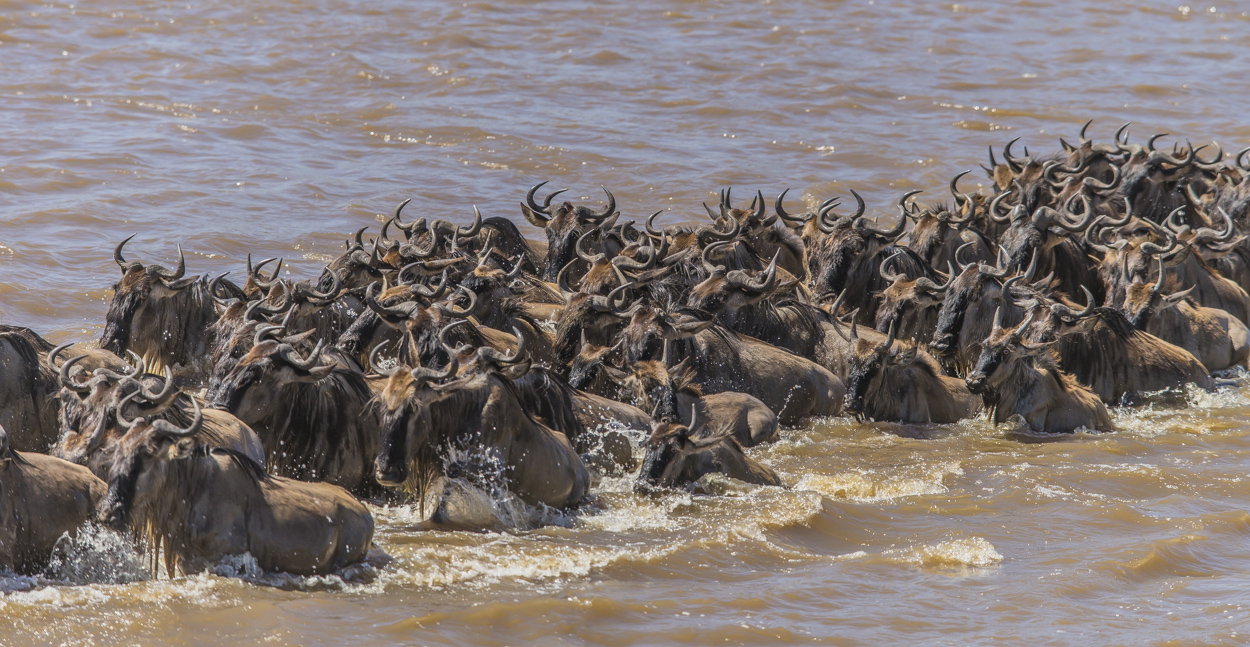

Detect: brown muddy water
[3, 0, 1250, 644]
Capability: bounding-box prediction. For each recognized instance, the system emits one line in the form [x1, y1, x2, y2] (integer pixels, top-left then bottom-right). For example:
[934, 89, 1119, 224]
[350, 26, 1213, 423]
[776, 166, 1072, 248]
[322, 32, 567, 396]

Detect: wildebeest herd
[4, 122, 1250, 579]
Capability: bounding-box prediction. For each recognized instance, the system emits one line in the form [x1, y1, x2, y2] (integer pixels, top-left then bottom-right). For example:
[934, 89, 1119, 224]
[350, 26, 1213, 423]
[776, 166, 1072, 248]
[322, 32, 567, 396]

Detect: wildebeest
[0, 424, 106, 574]
[374, 358, 590, 512]
[1116, 259, 1250, 372]
[621, 307, 844, 425]
[965, 310, 1113, 434]
[521, 182, 619, 282]
[598, 357, 779, 447]
[636, 406, 782, 490]
[1022, 289, 1213, 403]
[840, 321, 979, 424]
[97, 399, 374, 576]
[206, 339, 381, 494]
[100, 236, 228, 378]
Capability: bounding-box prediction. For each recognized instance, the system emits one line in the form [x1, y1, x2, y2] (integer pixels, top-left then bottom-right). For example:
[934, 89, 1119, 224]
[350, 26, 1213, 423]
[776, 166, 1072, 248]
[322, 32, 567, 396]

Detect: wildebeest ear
[891, 346, 918, 365]
[170, 437, 196, 459]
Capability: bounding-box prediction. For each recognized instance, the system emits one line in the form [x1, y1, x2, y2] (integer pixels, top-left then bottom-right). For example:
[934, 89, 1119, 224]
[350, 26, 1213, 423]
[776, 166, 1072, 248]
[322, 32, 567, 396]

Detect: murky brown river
[3, 0, 1250, 644]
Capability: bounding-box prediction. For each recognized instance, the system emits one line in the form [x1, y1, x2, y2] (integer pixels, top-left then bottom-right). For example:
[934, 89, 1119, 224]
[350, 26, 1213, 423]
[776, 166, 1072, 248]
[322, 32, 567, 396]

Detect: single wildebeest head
[520, 182, 618, 282]
[96, 392, 204, 530]
[965, 309, 1045, 395]
[840, 319, 903, 416]
[1118, 258, 1196, 330]
[100, 235, 218, 371]
[636, 404, 780, 491]
[874, 250, 954, 342]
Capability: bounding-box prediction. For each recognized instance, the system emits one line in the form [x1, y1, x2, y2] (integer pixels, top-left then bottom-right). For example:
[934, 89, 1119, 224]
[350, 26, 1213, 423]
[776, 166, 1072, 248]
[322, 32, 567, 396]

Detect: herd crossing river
[3, 1, 1250, 645]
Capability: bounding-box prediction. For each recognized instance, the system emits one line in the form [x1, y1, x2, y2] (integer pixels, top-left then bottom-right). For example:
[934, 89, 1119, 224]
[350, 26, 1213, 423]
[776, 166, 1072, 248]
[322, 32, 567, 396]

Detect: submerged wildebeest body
[622, 310, 844, 425]
[97, 404, 373, 576]
[842, 322, 978, 424]
[0, 425, 106, 574]
[1117, 260, 1250, 371]
[375, 358, 589, 511]
[600, 358, 779, 447]
[966, 311, 1113, 434]
[637, 407, 782, 490]
[1028, 295, 1214, 404]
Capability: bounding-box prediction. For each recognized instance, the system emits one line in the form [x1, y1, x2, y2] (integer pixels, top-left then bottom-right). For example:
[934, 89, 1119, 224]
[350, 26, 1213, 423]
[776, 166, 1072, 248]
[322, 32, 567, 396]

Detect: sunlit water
[3, 0, 1250, 644]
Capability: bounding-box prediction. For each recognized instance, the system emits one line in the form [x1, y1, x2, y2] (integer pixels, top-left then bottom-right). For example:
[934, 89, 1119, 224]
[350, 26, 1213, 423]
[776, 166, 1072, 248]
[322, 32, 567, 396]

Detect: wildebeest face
[374, 369, 457, 487]
[97, 396, 202, 530]
[636, 422, 687, 489]
[931, 265, 991, 354]
[101, 237, 200, 358]
[843, 339, 891, 415]
[876, 278, 945, 333]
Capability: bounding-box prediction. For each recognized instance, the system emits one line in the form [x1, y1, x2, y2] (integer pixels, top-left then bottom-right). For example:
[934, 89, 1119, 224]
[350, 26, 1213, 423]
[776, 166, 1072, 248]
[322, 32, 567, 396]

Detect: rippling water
[3, 0, 1250, 644]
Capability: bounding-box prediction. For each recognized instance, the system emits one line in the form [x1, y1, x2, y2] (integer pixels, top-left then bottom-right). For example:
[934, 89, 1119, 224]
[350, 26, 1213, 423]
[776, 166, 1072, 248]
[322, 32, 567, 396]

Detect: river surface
[3, 0, 1250, 644]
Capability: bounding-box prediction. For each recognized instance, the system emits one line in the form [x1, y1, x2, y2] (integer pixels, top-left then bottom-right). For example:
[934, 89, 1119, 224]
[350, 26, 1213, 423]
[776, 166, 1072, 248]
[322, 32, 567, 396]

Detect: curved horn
[737, 251, 779, 293]
[149, 396, 202, 439]
[304, 269, 341, 305]
[556, 259, 578, 302]
[458, 205, 484, 239]
[701, 240, 730, 274]
[208, 272, 236, 308]
[410, 356, 459, 388]
[135, 366, 178, 410]
[949, 170, 971, 211]
[586, 186, 616, 222]
[645, 210, 666, 239]
[247, 255, 283, 290]
[575, 229, 606, 265]
[58, 353, 93, 394]
[525, 181, 564, 216]
[277, 339, 325, 372]
[476, 326, 528, 366]
[444, 285, 478, 317]
[438, 320, 473, 360]
[150, 244, 187, 282]
[113, 234, 139, 273]
[369, 340, 397, 377]
[1079, 119, 1093, 143]
[774, 188, 810, 225]
[1193, 208, 1237, 245]
[954, 240, 977, 271]
[365, 281, 417, 325]
[878, 249, 906, 284]
[701, 215, 740, 242]
[1003, 137, 1024, 171]
[1051, 286, 1097, 319]
[989, 189, 1015, 223]
[915, 262, 957, 293]
[391, 198, 421, 233]
[411, 269, 450, 299]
